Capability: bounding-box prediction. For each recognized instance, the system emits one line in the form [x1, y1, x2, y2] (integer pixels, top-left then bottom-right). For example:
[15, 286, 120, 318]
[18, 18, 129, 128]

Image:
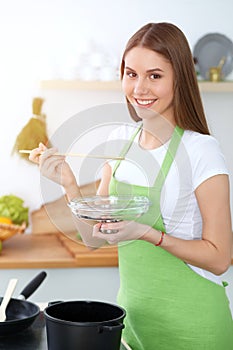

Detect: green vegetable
[0, 195, 29, 226]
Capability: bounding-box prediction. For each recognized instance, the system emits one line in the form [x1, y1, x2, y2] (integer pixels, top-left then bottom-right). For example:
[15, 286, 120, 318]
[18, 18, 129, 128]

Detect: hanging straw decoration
[12, 97, 51, 161]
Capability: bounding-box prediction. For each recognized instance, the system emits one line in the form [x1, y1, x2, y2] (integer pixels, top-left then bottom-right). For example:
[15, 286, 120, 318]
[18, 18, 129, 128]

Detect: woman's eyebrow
[125, 66, 136, 71]
[146, 68, 164, 73]
[125, 66, 164, 73]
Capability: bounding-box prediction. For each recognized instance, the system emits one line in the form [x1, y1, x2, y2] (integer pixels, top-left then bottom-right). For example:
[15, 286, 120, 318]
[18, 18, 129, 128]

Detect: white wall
[0, 267, 232, 316]
[0, 268, 120, 304]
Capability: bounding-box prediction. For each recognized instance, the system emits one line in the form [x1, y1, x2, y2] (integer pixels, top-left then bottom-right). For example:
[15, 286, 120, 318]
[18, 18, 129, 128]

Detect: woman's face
[122, 46, 175, 123]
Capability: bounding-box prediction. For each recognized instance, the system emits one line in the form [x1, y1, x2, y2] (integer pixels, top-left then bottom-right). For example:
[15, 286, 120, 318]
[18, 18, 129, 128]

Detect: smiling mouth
[134, 98, 157, 107]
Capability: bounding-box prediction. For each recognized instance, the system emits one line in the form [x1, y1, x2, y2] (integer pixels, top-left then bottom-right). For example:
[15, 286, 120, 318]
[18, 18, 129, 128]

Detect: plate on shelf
[193, 33, 233, 79]
[68, 195, 150, 222]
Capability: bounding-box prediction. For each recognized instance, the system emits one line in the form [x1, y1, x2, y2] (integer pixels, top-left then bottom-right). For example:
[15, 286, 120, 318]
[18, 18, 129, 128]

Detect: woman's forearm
[161, 233, 232, 275]
[65, 181, 107, 249]
[143, 227, 232, 275]
[72, 217, 106, 249]
[65, 181, 81, 202]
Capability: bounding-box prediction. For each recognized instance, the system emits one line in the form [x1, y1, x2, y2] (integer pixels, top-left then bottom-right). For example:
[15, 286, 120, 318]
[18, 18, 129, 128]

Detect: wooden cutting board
[31, 181, 100, 234]
[0, 232, 118, 268]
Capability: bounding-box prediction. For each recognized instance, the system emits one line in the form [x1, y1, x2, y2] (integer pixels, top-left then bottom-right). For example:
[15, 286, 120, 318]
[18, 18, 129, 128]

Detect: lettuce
[0, 195, 29, 226]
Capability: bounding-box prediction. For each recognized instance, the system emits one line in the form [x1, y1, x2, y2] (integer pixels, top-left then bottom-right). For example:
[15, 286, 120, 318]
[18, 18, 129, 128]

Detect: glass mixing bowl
[68, 195, 150, 233]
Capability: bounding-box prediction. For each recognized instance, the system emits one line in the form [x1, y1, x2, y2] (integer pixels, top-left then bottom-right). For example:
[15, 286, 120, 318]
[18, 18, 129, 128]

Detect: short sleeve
[191, 135, 229, 190]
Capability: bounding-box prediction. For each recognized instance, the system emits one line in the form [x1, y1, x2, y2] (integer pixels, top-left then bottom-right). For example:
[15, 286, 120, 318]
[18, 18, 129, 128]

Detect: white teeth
[136, 99, 155, 105]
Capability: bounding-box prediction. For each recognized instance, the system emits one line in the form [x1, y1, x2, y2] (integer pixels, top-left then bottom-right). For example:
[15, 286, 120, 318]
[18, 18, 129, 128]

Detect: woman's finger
[100, 221, 123, 231]
[38, 142, 47, 151]
[93, 223, 102, 235]
[93, 223, 109, 239]
[39, 147, 58, 160]
[93, 223, 121, 244]
[39, 148, 61, 170]
[29, 143, 49, 164]
[29, 147, 42, 164]
[93, 231, 119, 244]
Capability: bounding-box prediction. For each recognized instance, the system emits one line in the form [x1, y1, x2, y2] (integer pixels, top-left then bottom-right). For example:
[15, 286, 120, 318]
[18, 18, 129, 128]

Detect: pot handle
[98, 323, 125, 333]
[18, 271, 47, 300]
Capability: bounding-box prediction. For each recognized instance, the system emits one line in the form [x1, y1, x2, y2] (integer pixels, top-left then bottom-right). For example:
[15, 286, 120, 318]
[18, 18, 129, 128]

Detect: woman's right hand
[29, 142, 77, 191]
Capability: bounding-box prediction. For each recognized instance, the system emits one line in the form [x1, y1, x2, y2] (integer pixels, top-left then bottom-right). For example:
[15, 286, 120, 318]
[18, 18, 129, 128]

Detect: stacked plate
[193, 33, 233, 80]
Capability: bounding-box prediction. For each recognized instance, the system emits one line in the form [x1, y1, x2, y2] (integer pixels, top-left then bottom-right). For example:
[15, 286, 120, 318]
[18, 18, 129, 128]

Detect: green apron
[109, 125, 233, 350]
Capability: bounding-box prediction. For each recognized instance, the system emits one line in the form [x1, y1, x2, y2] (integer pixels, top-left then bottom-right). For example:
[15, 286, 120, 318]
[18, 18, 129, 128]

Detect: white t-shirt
[106, 123, 229, 285]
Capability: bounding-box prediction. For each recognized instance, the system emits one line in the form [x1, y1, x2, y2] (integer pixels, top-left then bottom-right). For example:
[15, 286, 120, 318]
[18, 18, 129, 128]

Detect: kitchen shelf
[40, 79, 233, 92]
[40, 80, 122, 90]
[198, 81, 233, 92]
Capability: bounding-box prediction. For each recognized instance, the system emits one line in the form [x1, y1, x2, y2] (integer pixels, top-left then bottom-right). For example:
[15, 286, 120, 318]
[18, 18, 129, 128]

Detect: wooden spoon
[0, 279, 18, 322]
[19, 150, 124, 160]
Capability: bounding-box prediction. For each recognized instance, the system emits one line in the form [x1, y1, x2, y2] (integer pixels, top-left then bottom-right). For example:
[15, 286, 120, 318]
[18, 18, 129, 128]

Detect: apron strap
[112, 124, 142, 176]
[153, 126, 184, 188]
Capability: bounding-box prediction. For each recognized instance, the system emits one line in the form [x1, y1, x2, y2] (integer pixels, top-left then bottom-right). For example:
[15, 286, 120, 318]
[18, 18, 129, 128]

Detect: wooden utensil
[0, 279, 18, 322]
[19, 150, 124, 160]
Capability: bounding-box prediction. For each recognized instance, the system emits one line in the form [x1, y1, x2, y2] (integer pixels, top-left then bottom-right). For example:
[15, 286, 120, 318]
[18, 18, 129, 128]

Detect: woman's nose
[133, 78, 149, 95]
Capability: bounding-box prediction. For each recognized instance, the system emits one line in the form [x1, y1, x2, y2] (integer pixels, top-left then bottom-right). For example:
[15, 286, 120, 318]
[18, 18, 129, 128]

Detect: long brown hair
[121, 22, 210, 135]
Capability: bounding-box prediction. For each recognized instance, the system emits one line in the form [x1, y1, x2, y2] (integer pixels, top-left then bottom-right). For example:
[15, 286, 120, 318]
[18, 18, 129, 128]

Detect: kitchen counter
[1, 232, 233, 268]
[0, 233, 118, 268]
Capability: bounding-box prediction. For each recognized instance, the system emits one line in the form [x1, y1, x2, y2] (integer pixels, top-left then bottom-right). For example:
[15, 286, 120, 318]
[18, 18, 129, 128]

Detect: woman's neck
[140, 118, 176, 150]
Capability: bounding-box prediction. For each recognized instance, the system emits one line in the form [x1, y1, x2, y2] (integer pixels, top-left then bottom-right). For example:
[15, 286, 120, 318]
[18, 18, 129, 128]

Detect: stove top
[0, 312, 128, 350]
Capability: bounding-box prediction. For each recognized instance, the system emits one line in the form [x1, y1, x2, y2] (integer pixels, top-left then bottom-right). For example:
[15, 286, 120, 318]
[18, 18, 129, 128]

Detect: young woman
[30, 23, 233, 349]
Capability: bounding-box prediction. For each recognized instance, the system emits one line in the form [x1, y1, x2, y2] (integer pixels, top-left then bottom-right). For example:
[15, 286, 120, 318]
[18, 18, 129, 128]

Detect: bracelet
[155, 231, 165, 246]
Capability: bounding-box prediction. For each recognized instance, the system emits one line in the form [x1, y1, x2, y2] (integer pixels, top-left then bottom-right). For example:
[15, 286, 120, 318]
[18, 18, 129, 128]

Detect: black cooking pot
[0, 271, 47, 336]
[44, 300, 126, 350]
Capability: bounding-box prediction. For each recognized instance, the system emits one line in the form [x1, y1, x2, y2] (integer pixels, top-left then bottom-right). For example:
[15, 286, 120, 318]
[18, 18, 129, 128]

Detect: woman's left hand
[92, 220, 154, 245]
